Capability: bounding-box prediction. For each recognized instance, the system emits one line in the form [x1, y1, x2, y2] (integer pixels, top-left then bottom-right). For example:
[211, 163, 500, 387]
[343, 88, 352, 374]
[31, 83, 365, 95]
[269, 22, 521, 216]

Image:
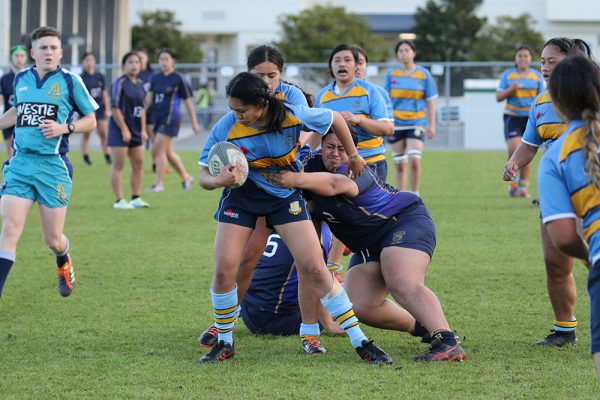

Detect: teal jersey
[538, 120, 600, 264]
[314, 79, 389, 163]
[13, 66, 98, 154]
[497, 67, 544, 117]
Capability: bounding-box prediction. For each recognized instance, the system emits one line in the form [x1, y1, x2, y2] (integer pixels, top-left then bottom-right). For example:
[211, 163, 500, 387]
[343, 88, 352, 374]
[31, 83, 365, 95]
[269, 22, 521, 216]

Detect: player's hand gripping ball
[207, 141, 249, 188]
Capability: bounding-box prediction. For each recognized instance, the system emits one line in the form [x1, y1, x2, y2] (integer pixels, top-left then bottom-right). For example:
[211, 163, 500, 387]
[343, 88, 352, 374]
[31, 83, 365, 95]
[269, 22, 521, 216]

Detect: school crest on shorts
[56, 184, 67, 203]
[288, 200, 302, 215]
[390, 231, 406, 245]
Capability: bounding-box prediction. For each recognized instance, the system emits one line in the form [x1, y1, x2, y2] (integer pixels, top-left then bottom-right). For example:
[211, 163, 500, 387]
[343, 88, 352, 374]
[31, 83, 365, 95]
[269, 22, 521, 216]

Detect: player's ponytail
[550, 56, 600, 188]
[226, 72, 287, 133]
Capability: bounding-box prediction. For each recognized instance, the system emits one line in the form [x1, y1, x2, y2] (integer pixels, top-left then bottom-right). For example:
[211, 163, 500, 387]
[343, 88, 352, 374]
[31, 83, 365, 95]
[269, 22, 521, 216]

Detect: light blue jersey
[199, 104, 333, 198]
[314, 79, 389, 163]
[275, 81, 308, 106]
[539, 120, 600, 264]
[522, 92, 567, 150]
[383, 65, 438, 127]
[497, 67, 544, 117]
[12, 66, 98, 154]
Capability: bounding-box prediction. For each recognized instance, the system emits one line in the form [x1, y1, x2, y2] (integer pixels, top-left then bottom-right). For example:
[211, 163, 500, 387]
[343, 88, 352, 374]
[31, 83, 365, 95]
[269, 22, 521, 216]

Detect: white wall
[463, 80, 506, 150]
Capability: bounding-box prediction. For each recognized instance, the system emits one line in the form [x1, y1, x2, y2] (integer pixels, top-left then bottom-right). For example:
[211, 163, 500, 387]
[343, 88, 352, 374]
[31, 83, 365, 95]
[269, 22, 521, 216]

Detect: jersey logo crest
[390, 231, 406, 245]
[47, 82, 61, 97]
[288, 201, 302, 215]
[56, 184, 67, 203]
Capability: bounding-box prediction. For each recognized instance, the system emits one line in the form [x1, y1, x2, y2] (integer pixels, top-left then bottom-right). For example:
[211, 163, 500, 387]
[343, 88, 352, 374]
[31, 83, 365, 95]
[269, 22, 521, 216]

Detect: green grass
[1, 150, 599, 399]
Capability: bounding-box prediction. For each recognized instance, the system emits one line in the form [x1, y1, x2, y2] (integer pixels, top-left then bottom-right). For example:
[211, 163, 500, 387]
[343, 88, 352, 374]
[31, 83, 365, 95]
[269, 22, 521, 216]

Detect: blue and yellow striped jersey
[497, 67, 544, 117]
[522, 92, 567, 150]
[539, 120, 600, 264]
[275, 81, 308, 106]
[314, 79, 389, 163]
[199, 104, 333, 198]
[12, 66, 98, 154]
[383, 64, 438, 127]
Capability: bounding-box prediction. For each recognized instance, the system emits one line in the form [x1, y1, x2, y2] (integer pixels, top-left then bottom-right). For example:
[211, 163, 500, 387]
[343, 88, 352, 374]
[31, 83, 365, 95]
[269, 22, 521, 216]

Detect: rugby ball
[207, 141, 249, 188]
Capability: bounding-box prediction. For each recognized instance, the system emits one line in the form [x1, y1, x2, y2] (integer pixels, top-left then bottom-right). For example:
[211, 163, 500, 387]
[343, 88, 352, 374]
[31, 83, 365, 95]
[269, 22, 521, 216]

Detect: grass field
[1, 150, 599, 399]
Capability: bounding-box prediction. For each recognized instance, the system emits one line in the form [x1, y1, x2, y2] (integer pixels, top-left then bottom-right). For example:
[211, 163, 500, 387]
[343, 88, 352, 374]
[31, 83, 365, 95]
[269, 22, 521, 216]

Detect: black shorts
[241, 304, 301, 336]
[348, 201, 436, 268]
[388, 127, 425, 144]
[503, 114, 528, 140]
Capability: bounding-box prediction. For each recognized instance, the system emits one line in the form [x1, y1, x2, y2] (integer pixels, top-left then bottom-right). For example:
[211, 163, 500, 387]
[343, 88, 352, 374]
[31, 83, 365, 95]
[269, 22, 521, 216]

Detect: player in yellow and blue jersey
[269, 131, 465, 362]
[197, 45, 316, 349]
[0, 27, 98, 301]
[315, 44, 393, 182]
[538, 56, 600, 377]
[497, 46, 544, 197]
[145, 48, 200, 193]
[0, 45, 28, 157]
[80, 52, 111, 165]
[384, 41, 438, 195]
[197, 72, 392, 364]
[504, 38, 592, 347]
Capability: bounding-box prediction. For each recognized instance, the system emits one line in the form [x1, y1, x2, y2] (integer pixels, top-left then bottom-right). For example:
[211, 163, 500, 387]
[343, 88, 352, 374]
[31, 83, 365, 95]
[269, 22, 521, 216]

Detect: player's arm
[144, 90, 154, 110]
[331, 111, 365, 177]
[350, 113, 394, 137]
[545, 218, 590, 268]
[425, 99, 436, 139]
[39, 112, 96, 137]
[111, 106, 131, 142]
[270, 170, 359, 198]
[503, 142, 538, 181]
[102, 89, 111, 117]
[496, 83, 520, 102]
[184, 97, 200, 134]
[198, 165, 243, 190]
[0, 107, 16, 130]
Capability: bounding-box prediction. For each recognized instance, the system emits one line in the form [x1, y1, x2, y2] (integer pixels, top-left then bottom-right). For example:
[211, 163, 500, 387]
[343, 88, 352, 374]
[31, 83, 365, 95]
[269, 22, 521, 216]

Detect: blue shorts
[95, 105, 107, 121]
[214, 182, 311, 228]
[388, 127, 425, 144]
[368, 159, 388, 183]
[503, 114, 528, 140]
[154, 114, 180, 137]
[348, 201, 436, 268]
[108, 121, 143, 148]
[240, 302, 301, 336]
[1, 152, 73, 208]
[2, 127, 14, 140]
[589, 260, 600, 353]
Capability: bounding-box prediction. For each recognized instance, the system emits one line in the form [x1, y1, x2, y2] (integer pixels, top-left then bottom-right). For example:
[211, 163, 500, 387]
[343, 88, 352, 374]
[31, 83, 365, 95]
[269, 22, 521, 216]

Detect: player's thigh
[390, 139, 407, 155]
[406, 138, 424, 152]
[344, 261, 389, 308]
[38, 203, 67, 243]
[0, 195, 34, 238]
[275, 220, 323, 271]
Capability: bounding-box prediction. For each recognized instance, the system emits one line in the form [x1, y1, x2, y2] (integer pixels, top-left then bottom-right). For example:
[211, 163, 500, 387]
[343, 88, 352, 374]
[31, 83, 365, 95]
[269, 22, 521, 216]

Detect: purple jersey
[148, 71, 193, 123]
[109, 75, 145, 137]
[80, 71, 106, 108]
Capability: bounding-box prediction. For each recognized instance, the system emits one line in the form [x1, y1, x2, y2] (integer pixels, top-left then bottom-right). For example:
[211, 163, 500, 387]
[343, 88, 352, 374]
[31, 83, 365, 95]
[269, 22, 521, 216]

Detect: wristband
[327, 262, 342, 273]
[348, 152, 359, 162]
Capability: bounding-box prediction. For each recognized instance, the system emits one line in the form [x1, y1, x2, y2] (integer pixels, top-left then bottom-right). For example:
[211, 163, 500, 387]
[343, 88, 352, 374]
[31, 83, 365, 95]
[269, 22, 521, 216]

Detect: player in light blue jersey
[0, 27, 98, 302]
[315, 44, 393, 182]
[496, 46, 544, 198]
[538, 56, 600, 377]
[504, 38, 592, 347]
[197, 45, 315, 348]
[384, 41, 438, 195]
[197, 72, 392, 364]
[0, 45, 28, 157]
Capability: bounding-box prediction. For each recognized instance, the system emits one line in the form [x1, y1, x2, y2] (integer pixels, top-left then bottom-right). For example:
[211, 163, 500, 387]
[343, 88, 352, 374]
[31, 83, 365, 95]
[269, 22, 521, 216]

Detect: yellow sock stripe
[215, 316, 236, 324]
[216, 327, 234, 333]
[344, 321, 359, 330]
[554, 320, 577, 328]
[214, 305, 238, 316]
[336, 309, 356, 326]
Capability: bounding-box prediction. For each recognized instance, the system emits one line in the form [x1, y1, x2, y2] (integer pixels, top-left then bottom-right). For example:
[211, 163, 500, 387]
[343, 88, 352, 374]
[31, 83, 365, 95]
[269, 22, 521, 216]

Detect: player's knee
[392, 152, 407, 165]
[407, 149, 422, 160]
[44, 236, 63, 253]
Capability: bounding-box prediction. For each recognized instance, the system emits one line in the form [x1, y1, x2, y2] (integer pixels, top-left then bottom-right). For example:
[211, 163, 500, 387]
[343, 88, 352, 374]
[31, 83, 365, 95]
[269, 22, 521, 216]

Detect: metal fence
[0, 61, 525, 150]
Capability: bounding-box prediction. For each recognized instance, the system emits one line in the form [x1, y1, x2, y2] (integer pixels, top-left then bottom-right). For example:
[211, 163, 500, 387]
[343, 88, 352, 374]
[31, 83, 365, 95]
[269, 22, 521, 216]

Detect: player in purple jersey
[503, 38, 593, 347]
[145, 48, 199, 192]
[79, 52, 111, 165]
[269, 132, 466, 362]
[0, 45, 27, 156]
[108, 52, 149, 210]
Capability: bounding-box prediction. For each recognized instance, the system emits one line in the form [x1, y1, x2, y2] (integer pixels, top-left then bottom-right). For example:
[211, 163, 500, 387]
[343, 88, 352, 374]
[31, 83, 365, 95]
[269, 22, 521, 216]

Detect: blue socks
[0, 250, 16, 298]
[300, 323, 321, 338]
[211, 286, 238, 345]
[321, 289, 367, 348]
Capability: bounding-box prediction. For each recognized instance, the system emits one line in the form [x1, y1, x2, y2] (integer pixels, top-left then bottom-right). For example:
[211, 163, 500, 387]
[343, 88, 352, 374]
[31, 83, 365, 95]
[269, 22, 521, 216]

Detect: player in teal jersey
[496, 46, 544, 198]
[503, 38, 592, 347]
[538, 56, 600, 377]
[0, 27, 98, 301]
[384, 41, 438, 195]
[0, 45, 28, 157]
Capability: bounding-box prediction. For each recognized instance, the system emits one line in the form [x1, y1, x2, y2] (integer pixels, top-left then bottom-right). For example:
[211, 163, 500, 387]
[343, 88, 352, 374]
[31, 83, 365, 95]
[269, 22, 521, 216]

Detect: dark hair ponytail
[543, 37, 593, 59]
[247, 45, 285, 72]
[226, 72, 288, 133]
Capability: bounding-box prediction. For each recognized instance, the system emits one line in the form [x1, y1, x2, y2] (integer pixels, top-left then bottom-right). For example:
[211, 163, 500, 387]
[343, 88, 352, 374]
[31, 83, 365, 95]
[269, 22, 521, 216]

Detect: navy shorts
[348, 201, 436, 268]
[214, 182, 311, 228]
[369, 159, 388, 183]
[2, 126, 14, 140]
[388, 127, 425, 144]
[589, 260, 600, 354]
[241, 304, 301, 336]
[503, 115, 528, 140]
[95, 105, 107, 121]
[154, 114, 180, 137]
[107, 127, 143, 148]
